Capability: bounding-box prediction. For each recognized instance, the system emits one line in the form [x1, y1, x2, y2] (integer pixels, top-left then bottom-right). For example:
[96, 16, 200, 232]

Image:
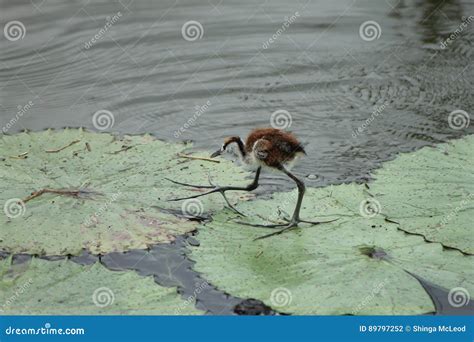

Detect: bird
[167, 128, 336, 239]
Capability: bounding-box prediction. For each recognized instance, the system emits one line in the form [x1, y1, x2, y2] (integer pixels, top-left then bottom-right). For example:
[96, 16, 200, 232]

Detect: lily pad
[370, 135, 474, 254]
[0, 257, 201, 315]
[0, 129, 251, 255]
[191, 136, 474, 315]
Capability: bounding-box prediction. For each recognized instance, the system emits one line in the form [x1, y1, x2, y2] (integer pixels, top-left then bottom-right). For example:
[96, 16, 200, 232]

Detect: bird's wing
[275, 140, 295, 154]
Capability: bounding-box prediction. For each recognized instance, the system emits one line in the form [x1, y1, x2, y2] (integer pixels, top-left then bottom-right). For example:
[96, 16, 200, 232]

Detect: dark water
[3, 239, 474, 315]
[1, 0, 473, 314]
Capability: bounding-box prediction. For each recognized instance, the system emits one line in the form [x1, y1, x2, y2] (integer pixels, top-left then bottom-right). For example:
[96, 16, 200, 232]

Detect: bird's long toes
[253, 224, 298, 240]
[298, 218, 339, 225]
[226, 205, 246, 217]
[165, 178, 215, 189]
[231, 220, 287, 229]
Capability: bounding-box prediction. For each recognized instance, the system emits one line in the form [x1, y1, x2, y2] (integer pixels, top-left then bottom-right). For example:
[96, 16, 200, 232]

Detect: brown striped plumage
[222, 128, 305, 168]
[245, 128, 305, 167]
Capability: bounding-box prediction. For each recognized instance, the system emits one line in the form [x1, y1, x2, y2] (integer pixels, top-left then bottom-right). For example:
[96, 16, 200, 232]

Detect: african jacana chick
[168, 128, 335, 239]
[210, 128, 306, 171]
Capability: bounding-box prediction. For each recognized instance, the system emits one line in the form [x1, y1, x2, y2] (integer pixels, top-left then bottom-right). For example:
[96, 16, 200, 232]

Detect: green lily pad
[191, 136, 474, 315]
[0, 257, 201, 315]
[0, 129, 251, 255]
[370, 135, 474, 254]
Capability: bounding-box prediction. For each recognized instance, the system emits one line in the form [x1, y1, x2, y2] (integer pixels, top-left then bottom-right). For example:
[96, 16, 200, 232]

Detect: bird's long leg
[167, 167, 261, 216]
[235, 165, 338, 240]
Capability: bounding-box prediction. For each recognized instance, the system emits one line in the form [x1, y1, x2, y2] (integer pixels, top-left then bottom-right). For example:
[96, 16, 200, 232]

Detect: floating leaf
[191, 136, 473, 315]
[370, 135, 474, 253]
[0, 129, 250, 255]
[0, 257, 200, 315]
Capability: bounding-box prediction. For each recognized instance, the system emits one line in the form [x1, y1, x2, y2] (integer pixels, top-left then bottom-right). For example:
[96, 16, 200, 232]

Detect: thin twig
[107, 145, 133, 154]
[177, 153, 220, 163]
[22, 188, 82, 203]
[9, 152, 28, 159]
[45, 140, 81, 153]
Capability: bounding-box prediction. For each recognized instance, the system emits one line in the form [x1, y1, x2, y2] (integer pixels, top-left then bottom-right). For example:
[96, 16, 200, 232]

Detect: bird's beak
[210, 149, 222, 158]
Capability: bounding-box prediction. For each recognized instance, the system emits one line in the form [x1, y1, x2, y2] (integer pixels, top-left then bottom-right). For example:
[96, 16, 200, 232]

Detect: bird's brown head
[210, 136, 242, 158]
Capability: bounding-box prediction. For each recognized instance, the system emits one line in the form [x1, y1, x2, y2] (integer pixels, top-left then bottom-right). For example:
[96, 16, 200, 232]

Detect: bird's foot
[233, 217, 339, 240]
[254, 221, 300, 240]
[166, 176, 246, 217]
